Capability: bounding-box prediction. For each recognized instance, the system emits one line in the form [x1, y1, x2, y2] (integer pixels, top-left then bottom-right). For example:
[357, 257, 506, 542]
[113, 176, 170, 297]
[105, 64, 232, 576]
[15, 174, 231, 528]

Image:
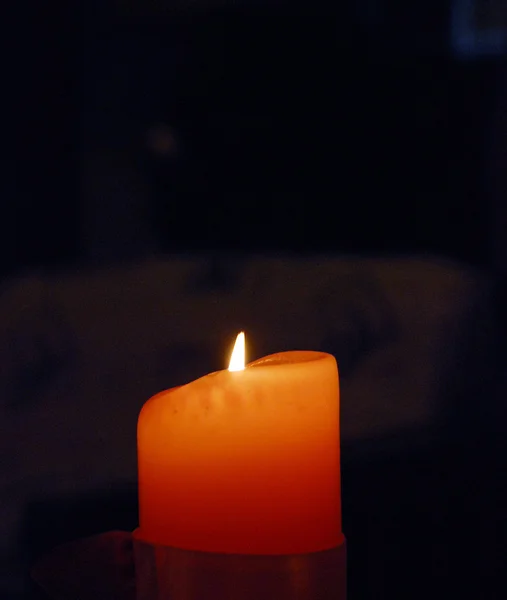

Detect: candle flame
[228, 332, 246, 372]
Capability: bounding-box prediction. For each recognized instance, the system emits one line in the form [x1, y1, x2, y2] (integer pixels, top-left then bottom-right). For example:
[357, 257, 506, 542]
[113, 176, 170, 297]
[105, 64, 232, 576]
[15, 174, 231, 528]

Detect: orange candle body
[137, 351, 342, 555]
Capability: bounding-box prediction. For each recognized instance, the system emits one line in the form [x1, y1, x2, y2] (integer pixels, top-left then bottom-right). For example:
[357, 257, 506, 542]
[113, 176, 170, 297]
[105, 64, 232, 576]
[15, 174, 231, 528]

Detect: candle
[137, 333, 343, 555]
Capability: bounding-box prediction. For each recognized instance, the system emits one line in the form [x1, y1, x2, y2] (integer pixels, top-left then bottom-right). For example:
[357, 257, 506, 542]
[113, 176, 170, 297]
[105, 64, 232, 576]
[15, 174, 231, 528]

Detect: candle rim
[248, 350, 333, 368]
[141, 352, 336, 412]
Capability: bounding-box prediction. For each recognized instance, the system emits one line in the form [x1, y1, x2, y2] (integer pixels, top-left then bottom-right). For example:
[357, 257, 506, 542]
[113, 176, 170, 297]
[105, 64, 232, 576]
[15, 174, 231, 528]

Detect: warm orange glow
[228, 331, 245, 372]
[137, 350, 342, 555]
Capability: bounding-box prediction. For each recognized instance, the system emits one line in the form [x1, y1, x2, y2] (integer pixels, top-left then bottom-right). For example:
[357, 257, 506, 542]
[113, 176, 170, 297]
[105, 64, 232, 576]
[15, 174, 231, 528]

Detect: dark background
[4, 1, 507, 599]
[6, 0, 507, 273]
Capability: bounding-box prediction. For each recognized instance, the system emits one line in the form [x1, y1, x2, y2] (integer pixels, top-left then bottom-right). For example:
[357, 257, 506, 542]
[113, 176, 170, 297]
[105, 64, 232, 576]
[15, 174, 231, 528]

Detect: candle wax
[137, 351, 342, 555]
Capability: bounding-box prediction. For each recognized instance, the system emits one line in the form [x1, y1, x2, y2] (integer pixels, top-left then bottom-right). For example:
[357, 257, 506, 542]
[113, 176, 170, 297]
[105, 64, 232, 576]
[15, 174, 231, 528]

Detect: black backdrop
[5, 1, 503, 274]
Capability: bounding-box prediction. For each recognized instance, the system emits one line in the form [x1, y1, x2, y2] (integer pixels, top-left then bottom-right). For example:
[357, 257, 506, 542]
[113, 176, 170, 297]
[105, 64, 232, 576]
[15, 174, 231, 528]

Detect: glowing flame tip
[228, 331, 246, 372]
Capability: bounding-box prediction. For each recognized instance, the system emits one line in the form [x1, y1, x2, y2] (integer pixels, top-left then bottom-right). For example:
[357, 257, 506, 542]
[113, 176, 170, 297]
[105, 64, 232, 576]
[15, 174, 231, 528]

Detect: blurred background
[3, 0, 507, 598]
[5, 0, 506, 270]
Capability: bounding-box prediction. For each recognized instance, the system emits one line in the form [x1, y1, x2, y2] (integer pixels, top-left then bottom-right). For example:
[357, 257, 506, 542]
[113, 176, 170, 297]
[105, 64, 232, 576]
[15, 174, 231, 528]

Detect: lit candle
[136, 333, 343, 555]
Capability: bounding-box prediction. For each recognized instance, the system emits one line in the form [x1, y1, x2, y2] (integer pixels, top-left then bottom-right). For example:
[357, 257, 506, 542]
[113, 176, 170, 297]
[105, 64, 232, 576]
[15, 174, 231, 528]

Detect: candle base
[133, 530, 346, 600]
